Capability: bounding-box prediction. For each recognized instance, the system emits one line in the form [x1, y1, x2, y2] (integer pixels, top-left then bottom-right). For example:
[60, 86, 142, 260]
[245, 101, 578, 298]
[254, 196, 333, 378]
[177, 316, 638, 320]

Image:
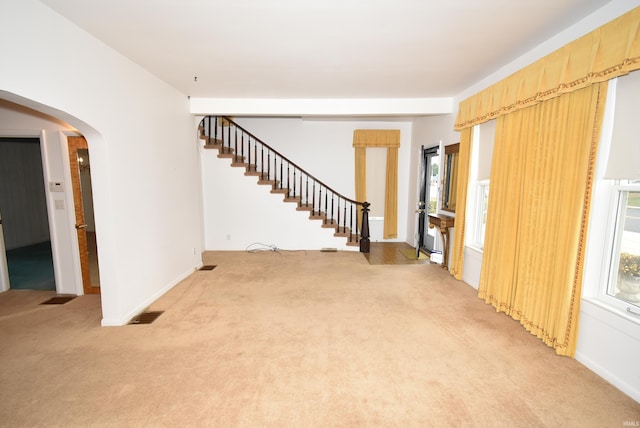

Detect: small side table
[428, 214, 455, 269]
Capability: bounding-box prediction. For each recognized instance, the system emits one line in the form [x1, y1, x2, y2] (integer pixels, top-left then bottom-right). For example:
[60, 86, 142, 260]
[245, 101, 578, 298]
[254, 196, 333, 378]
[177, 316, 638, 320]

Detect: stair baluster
[342, 203, 347, 234]
[261, 145, 265, 179]
[324, 189, 328, 225]
[305, 176, 309, 208]
[349, 204, 353, 242]
[292, 169, 297, 198]
[240, 131, 245, 164]
[247, 135, 252, 172]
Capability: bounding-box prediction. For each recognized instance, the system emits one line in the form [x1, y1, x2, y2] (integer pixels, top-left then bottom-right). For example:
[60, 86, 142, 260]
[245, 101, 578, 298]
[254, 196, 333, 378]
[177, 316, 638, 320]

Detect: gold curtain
[455, 6, 640, 130]
[355, 147, 367, 203]
[384, 147, 398, 239]
[355, 147, 367, 228]
[478, 82, 607, 356]
[353, 129, 400, 237]
[450, 127, 473, 279]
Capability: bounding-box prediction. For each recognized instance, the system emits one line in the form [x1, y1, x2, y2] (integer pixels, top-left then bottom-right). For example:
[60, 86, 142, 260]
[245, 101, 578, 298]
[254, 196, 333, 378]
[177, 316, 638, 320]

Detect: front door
[417, 146, 439, 254]
[67, 136, 100, 295]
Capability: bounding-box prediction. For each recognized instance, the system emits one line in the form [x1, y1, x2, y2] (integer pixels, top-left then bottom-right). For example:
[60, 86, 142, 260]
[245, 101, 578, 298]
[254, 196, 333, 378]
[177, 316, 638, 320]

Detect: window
[466, 120, 495, 252]
[606, 182, 640, 312]
[586, 71, 640, 319]
[473, 181, 489, 249]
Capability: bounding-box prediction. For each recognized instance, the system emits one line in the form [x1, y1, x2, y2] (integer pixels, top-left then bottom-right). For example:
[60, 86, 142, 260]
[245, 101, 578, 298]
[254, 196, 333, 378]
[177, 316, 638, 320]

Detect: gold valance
[455, 6, 640, 130]
[353, 129, 400, 148]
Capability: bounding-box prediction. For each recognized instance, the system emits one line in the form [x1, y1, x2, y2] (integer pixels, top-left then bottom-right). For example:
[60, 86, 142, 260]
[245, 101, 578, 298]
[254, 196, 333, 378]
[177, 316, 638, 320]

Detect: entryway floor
[363, 242, 432, 265]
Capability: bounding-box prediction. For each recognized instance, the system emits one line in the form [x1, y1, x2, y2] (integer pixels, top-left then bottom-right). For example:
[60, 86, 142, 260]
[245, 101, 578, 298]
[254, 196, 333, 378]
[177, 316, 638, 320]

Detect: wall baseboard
[575, 351, 640, 403]
[100, 266, 200, 327]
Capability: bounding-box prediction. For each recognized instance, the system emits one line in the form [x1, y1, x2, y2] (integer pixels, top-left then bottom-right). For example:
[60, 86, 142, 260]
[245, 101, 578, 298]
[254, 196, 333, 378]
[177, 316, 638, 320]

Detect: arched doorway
[0, 95, 101, 298]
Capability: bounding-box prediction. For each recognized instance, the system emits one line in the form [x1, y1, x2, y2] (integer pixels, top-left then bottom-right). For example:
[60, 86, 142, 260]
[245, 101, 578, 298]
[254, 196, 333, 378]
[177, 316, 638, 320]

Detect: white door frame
[0, 130, 58, 293]
[0, 210, 9, 292]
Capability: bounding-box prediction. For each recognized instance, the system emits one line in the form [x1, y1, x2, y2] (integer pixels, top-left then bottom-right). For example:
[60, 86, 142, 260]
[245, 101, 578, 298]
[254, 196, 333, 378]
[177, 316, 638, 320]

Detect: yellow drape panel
[450, 128, 473, 279]
[455, 6, 640, 130]
[355, 147, 367, 202]
[478, 82, 607, 356]
[384, 147, 398, 239]
[355, 147, 367, 228]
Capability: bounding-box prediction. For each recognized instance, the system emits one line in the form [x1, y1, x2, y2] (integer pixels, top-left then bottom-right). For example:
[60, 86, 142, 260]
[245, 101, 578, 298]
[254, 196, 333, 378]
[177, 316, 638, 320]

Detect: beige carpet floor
[0, 250, 638, 427]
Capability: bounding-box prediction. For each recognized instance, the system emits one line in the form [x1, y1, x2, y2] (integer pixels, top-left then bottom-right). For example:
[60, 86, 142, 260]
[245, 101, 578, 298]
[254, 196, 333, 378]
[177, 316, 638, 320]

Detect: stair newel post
[359, 202, 370, 253]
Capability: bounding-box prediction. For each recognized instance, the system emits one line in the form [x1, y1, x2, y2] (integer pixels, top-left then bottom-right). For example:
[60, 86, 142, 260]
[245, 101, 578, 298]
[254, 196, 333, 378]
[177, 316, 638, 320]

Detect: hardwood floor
[363, 242, 432, 265]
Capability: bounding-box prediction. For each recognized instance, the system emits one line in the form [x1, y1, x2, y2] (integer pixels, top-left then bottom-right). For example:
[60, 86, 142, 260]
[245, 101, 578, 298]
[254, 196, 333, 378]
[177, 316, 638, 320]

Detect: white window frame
[472, 180, 489, 250]
[583, 77, 640, 325]
[599, 182, 640, 317]
[465, 123, 492, 253]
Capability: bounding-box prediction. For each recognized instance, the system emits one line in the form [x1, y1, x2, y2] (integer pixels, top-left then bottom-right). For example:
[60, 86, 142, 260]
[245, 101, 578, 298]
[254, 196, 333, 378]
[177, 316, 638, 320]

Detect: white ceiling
[39, 0, 612, 99]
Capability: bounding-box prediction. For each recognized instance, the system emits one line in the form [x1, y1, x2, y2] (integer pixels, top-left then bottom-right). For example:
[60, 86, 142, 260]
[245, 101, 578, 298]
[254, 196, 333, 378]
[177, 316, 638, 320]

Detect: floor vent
[199, 265, 217, 271]
[40, 296, 76, 305]
[129, 311, 164, 325]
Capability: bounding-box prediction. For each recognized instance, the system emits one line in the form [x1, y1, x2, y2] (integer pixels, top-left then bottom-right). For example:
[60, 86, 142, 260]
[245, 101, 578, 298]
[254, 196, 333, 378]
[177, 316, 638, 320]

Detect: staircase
[198, 116, 370, 252]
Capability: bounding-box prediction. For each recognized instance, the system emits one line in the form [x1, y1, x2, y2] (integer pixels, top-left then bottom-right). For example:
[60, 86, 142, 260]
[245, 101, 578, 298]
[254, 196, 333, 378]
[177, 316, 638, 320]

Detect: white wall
[1, 0, 203, 325]
[453, 0, 640, 401]
[202, 117, 412, 249]
[201, 146, 359, 251]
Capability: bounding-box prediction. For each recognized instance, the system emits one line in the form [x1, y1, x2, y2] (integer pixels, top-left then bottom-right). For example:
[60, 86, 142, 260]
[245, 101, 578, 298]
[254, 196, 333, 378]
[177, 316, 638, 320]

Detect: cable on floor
[245, 243, 307, 255]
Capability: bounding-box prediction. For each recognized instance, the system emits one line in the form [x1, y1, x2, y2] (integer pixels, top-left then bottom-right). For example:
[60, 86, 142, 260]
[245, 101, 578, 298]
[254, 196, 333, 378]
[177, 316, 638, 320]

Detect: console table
[428, 214, 455, 269]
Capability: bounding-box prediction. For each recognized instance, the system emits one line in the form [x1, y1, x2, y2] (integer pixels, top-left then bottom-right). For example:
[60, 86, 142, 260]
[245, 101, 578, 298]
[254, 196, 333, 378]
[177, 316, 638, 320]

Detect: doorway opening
[0, 137, 56, 291]
[417, 145, 440, 254]
[68, 137, 100, 294]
